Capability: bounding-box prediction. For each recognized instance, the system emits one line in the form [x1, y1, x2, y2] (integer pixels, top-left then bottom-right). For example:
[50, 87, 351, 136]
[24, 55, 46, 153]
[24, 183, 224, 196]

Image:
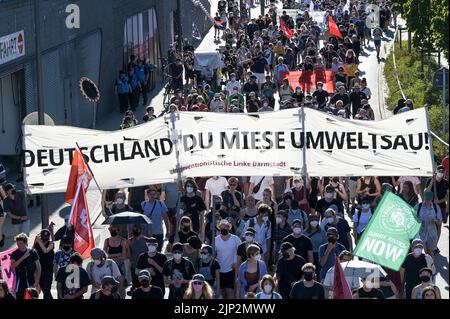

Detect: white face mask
[148, 245, 157, 253]
[173, 253, 183, 261]
[186, 186, 194, 193]
[413, 248, 423, 256]
[245, 235, 254, 243]
[262, 216, 269, 222]
[327, 217, 334, 224]
[437, 172, 444, 179]
[263, 284, 273, 294]
[116, 198, 124, 205]
[293, 227, 302, 235]
[310, 221, 319, 228]
[276, 217, 283, 224]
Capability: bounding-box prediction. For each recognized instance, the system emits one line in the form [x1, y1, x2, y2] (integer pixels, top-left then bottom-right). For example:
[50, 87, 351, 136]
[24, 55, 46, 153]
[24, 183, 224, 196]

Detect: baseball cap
[280, 242, 294, 253]
[138, 270, 151, 279]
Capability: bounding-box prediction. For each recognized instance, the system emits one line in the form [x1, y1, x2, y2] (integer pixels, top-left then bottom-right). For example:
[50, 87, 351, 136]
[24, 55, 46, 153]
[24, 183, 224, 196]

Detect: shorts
[374, 40, 381, 47]
[219, 270, 235, 289]
[254, 72, 265, 84]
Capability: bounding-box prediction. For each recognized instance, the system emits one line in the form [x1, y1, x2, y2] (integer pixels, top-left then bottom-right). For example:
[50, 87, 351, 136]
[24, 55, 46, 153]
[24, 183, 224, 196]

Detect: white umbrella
[341, 260, 388, 278]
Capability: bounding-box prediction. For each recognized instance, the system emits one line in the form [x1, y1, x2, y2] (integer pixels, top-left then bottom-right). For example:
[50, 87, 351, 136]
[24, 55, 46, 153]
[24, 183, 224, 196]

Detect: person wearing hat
[414, 190, 443, 257]
[86, 248, 122, 297]
[131, 270, 163, 299]
[349, 82, 368, 118]
[184, 273, 214, 299]
[318, 227, 346, 281]
[352, 195, 374, 244]
[320, 207, 353, 252]
[411, 267, 442, 299]
[10, 233, 41, 299]
[425, 164, 449, 237]
[135, 236, 167, 295]
[400, 238, 436, 299]
[215, 219, 241, 299]
[33, 228, 55, 299]
[2, 183, 30, 237]
[197, 245, 221, 296]
[275, 241, 306, 299]
[90, 276, 121, 299]
[281, 219, 313, 264]
[162, 242, 196, 299]
[55, 252, 90, 299]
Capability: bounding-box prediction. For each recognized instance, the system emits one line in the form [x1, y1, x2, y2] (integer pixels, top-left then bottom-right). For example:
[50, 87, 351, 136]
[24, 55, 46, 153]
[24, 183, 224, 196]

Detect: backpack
[417, 203, 438, 219]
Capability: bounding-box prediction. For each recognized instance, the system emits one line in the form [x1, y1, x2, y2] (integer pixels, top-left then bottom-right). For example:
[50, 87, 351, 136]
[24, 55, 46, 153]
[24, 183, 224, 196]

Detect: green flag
[353, 191, 421, 271]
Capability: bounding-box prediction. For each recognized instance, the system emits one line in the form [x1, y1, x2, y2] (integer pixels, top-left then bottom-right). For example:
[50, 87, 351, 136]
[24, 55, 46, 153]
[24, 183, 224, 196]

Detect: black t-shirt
[136, 252, 168, 292]
[10, 249, 39, 283]
[131, 286, 164, 299]
[180, 195, 206, 232]
[356, 287, 385, 299]
[276, 255, 305, 298]
[312, 89, 329, 107]
[290, 281, 325, 299]
[281, 235, 313, 261]
[3, 191, 27, 224]
[237, 242, 263, 263]
[89, 291, 121, 299]
[401, 253, 428, 292]
[162, 258, 196, 289]
[34, 241, 55, 270]
[56, 265, 90, 299]
[251, 57, 268, 74]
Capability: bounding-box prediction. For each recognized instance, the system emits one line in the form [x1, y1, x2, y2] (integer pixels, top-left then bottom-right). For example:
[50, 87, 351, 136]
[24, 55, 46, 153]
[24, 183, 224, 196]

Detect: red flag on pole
[279, 18, 294, 40]
[65, 148, 92, 205]
[328, 16, 343, 39]
[333, 257, 353, 299]
[69, 181, 95, 259]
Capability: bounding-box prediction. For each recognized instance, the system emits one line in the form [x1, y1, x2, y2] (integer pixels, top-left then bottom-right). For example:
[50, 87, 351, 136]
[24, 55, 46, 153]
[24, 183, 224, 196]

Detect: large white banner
[23, 108, 435, 194]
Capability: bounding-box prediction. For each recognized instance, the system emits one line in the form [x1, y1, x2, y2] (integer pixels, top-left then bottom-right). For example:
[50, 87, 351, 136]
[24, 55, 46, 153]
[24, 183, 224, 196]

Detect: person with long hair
[184, 274, 214, 299]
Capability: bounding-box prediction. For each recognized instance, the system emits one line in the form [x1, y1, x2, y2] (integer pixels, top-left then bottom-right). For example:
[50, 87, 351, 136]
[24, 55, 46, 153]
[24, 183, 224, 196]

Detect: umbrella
[102, 211, 152, 225]
[341, 259, 388, 278]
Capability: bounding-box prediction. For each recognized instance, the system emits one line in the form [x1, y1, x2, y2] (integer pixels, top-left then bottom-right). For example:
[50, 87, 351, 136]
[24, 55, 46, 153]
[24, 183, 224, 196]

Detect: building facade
[0, 0, 211, 155]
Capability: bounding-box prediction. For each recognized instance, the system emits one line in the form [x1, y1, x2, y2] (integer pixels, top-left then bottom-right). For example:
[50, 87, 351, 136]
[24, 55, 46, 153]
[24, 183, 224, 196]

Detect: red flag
[279, 18, 294, 40]
[69, 181, 95, 259]
[328, 16, 343, 39]
[333, 257, 353, 299]
[65, 148, 92, 204]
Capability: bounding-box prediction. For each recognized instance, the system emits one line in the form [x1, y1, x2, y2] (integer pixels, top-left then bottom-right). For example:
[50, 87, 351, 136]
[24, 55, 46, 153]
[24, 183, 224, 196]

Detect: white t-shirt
[86, 259, 122, 293]
[353, 209, 373, 234]
[398, 176, 422, 195]
[214, 234, 241, 273]
[250, 176, 274, 201]
[205, 177, 229, 207]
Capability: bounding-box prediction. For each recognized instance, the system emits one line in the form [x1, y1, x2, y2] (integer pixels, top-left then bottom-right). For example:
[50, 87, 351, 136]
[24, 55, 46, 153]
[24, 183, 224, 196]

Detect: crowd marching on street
[0, 0, 448, 300]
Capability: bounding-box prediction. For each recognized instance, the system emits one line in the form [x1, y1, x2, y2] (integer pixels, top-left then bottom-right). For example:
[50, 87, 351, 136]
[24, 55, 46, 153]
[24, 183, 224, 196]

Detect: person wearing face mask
[236, 244, 267, 299]
[425, 165, 449, 242]
[321, 208, 353, 252]
[352, 196, 373, 244]
[411, 267, 441, 299]
[90, 276, 121, 299]
[135, 237, 167, 295]
[33, 229, 55, 299]
[53, 236, 74, 278]
[162, 242, 196, 299]
[197, 245, 221, 297]
[256, 274, 282, 299]
[290, 263, 325, 299]
[353, 276, 385, 299]
[55, 252, 90, 299]
[318, 227, 346, 281]
[215, 219, 242, 299]
[3, 183, 30, 237]
[181, 180, 207, 238]
[400, 239, 436, 299]
[241, 204, 272, 263]
[275, 242, 305, 299]
[315, 185, 344, 218]
[304, 215, 327, 276]
[86, 248, 122, 297]
[236, 228, 263, 273]
[282, 219, 313, 263]
[131, 270, 163, 299]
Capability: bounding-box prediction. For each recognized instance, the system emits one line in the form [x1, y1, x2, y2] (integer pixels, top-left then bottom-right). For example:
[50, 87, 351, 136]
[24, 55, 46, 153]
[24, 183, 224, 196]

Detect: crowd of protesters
[0, 0, 448, 300]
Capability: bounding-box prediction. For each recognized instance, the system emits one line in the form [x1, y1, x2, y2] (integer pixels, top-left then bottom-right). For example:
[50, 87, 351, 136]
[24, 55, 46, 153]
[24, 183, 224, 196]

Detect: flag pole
[75, 142, 102, 193]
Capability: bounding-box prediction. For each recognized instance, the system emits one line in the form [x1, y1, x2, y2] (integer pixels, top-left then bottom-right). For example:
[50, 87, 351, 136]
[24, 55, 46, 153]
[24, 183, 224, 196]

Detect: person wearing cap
[321, 207, 353, 252]
[162, 242, 196, 299]
[90, 276, 121, 299]
[349, 83, 368, 118]
[275, 241, 305, 299]
[281, 219, 313, 264]
[414, 190, 443, 257]
[86, 248, 122, 297]
[32, 228, 55, 299]
[197, 245, 221, 296]
[352, 195, 374, 244]
[184, 274, 214, 299]
[400, 238, 436, 299]
[135, 236, 167, 295]
[353, 274, 385, 299]
[131, 270, 163, 299]
[290, 263, 325, 299]
[2, 183, 30, 237]
[318, 227, 346, 280]
[425, 165, 449, 227]
[215, 219, 241, 299]
[10, 233, 41, 299]
[411, 267, 442, 299]
[56, 252, 90, 299]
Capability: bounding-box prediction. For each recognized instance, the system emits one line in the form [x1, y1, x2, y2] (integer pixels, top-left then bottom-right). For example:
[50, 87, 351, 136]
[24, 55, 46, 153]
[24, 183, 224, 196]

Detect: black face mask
[140, 279, 150, 288]
[327, 237, 337, 243]
[110, 230, 118, 237]
[420, 275, 430, 283]
[220, 228, 229, 236]
[304, 273, 314, 281]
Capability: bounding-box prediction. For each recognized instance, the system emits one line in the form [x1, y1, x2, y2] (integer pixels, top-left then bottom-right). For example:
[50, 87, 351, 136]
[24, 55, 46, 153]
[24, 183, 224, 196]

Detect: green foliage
[384, 41, 449, 162]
